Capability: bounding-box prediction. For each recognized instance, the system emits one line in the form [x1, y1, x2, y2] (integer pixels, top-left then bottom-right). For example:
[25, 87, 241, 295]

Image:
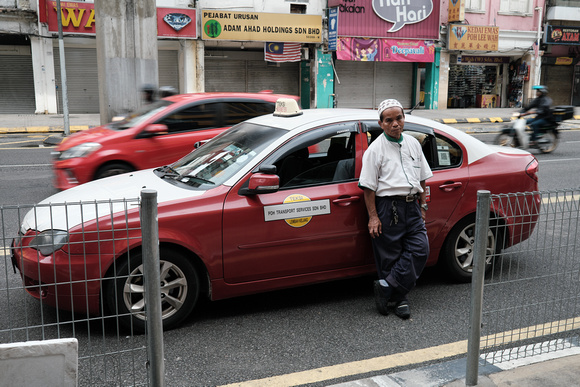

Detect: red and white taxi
[52, 92, 298, 190]
[13, 100, 540, 331]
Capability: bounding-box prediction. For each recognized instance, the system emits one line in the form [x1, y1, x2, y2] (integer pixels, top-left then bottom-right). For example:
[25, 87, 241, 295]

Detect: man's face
[379, 107, 405, 139]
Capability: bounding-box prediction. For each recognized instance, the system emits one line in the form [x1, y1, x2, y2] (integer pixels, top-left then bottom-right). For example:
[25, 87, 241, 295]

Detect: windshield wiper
[156, 165, 180, 178]
[183, 174, 215, 186]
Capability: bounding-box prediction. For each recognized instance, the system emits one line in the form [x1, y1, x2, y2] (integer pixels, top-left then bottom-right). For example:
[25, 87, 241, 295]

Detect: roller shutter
[205, 55, 299, 95]
[544, 65, 573, 105]
[54, 48, 179, 113]
[335, 61, 413, 109]
[158, 50, 179, 90]
[0, 53, 36, 114]
[54, 47, 99, 114]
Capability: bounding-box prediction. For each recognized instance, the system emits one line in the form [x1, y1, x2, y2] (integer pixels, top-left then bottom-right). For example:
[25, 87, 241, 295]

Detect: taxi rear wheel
[95, 162, 135, 180]
[440, 216, 502, 283]
[104, 248, 199, 332]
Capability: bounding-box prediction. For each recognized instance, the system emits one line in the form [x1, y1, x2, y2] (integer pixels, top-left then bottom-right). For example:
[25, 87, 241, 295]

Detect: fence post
[140, 189, 165, 387]
[466, 190, 491, 386]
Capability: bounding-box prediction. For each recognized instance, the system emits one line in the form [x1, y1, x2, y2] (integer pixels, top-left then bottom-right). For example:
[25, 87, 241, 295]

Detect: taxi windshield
[167, 122, 286, 188]
[108, 100, 174, 130]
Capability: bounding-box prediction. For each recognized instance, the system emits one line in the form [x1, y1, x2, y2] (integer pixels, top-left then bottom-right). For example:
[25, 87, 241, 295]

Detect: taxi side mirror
[139, 124, 168, 138]
[240, 172, 280, 195]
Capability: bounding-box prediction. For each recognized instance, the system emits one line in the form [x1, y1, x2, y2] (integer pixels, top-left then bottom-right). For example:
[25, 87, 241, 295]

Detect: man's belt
[386, 194, 419, 202]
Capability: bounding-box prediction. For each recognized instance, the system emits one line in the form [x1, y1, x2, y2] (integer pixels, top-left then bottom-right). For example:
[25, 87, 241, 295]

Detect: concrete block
[0, 338, 78, 387]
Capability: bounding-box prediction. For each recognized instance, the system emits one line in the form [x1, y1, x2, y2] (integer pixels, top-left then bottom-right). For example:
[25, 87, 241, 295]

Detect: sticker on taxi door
[264, 194, 331, 228]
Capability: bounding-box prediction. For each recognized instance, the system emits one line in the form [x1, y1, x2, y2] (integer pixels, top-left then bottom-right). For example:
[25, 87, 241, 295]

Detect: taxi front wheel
[104, 248, 200, 333]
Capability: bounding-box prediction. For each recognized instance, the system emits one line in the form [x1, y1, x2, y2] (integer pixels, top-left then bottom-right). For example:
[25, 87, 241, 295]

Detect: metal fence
[467, 189, 580, 385]
[0, 191, 164, 386]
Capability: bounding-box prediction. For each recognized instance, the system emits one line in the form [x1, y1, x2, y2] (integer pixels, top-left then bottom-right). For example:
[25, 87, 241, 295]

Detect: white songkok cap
[378, 99, 404, 118]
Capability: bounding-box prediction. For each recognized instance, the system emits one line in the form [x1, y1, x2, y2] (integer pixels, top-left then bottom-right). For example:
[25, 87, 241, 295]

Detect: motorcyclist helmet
[141, 84, 156, 103]
[532, 85, 548, 94]
[159, 86, 177, 98]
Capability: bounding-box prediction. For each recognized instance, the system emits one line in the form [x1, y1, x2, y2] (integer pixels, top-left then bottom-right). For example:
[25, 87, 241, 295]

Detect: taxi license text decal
[264, 194, 331, 228]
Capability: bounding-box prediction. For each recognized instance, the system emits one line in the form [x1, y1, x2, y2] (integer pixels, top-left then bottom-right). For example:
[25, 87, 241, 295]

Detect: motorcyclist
[141, 84, 157, 104]
[519, 85, 554, 146]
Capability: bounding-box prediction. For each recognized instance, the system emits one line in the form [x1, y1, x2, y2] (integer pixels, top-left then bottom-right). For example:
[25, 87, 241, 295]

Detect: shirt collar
[384, 132, 403, 143]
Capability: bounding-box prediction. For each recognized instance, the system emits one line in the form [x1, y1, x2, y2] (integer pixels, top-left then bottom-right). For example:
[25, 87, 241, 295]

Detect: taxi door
[222, 123, 374, 284]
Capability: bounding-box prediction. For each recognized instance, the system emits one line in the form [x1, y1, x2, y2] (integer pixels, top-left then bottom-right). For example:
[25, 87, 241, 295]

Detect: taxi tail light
[525, 158, 539, 182]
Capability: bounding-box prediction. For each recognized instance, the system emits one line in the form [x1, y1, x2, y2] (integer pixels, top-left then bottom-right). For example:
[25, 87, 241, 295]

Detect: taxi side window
[224, 102, 275, 126]
[157, 103, 220, 133]
[274, 128, 357, 189]
[367, 127, 442, 169]
[434, 135, 462, 169]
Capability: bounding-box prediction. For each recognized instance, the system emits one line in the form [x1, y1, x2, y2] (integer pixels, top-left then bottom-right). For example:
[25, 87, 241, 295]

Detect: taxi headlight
[30, 230, 69, 255]
[59, 143, 102, 159]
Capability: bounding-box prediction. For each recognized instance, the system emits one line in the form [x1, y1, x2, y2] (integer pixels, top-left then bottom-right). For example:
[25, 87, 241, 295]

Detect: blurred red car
[51, 92, 299, 190]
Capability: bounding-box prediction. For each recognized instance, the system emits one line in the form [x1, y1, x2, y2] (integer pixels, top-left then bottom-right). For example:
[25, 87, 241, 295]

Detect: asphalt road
[1, 129, 580, 386]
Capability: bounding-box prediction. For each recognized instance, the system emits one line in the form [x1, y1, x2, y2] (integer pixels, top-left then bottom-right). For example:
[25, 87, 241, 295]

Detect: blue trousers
[526, 117, 551, 141]
[372, 196, 429, 300]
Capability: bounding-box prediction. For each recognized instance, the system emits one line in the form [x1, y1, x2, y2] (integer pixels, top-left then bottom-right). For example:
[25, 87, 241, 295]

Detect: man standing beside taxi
[358, 99, 433, 319]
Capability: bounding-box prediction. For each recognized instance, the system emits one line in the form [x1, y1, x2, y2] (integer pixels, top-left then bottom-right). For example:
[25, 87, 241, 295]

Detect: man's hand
[368, 215, 382, 238]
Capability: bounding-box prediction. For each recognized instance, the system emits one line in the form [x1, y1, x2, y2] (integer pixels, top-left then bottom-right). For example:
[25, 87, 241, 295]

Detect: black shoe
[373, 280, 391, 316]
[394, 301, 411, 320]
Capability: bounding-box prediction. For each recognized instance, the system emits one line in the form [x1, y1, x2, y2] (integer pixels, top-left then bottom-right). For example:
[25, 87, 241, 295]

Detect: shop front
[36, 1, 194, 114]
[447, 55, 519, 108]
[200, 10, 322, 106]
[542, 25, 580, 105]
[328, 0, 440, 109]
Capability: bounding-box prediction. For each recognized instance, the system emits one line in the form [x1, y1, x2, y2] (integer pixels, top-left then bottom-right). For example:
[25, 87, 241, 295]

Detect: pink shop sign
[329, 0, 440, 39]
[336, 37, 435, 62]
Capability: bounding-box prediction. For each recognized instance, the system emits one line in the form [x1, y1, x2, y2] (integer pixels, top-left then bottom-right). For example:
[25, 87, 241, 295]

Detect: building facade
[542, 0, 580, 105]
[2, 0, 576, 114]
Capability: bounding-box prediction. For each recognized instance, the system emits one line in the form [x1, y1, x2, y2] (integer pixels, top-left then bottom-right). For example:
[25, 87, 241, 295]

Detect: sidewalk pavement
[331, 344, 580, 387]
[2, 108, 580, 387]
[2, 107, 580, 134]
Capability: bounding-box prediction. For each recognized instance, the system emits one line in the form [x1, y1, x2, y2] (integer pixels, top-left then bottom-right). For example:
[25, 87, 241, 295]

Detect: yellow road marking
[220, 317, 580, 387]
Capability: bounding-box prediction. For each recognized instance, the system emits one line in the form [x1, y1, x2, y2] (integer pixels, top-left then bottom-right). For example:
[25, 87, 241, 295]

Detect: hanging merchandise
[448, 64, 498, 108]
[508, 60, 524, 108]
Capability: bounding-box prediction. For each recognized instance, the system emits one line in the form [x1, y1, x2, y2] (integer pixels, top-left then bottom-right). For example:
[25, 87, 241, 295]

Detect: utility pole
[55, 0, 70, 136]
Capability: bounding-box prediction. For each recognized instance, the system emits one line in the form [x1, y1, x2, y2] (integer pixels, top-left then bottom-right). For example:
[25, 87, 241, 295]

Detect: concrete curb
[431, 115, 580, 124]
[0, 126, 90, 134]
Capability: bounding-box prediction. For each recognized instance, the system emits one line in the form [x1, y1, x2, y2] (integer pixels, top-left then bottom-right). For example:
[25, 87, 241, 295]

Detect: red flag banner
[265, 42, 301, 62]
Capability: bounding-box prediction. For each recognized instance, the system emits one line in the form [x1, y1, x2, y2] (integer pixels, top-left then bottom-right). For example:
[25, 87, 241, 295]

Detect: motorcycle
[494, 105, 575, 154]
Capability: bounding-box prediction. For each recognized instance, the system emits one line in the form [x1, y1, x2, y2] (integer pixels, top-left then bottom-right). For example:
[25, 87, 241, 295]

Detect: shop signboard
[39, 1, 197, 38]
[460, 56, 510, 64]
[545, 25, 580, 45]
[448, 0, 465, 23]
[449, 24, 499, 51]
[328, 7, 339, 51]
[327, 0, 440, 39]
[201, 10, 322, 43]
[336, 37, 435, 62]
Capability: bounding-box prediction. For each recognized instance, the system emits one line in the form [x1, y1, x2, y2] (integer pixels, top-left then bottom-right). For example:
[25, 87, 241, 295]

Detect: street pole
[534, 6, 543, 88]
[55, 0, 70, 136]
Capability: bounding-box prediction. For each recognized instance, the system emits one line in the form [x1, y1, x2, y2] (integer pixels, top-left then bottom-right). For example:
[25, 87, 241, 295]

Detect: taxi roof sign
[274, 98, 302, 117]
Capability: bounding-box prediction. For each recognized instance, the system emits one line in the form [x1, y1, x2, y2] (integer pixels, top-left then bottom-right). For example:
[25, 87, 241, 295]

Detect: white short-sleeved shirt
[358, 132, 433, 197]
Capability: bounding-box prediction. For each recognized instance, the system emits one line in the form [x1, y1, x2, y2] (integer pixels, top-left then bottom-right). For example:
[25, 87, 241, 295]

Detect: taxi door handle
[333, 196, 360, 206]
[439, 182, 462, 192]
